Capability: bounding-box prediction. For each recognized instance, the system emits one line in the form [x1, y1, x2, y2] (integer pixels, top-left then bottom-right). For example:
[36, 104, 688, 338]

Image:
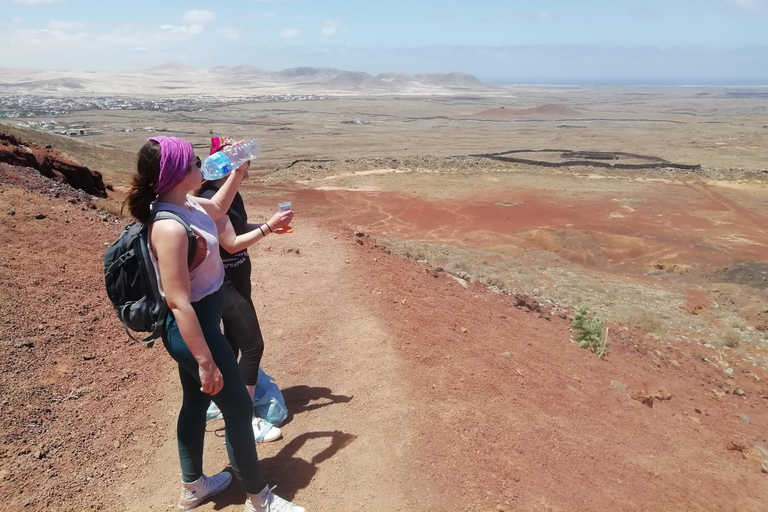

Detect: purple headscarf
[148, 136, 194, 195]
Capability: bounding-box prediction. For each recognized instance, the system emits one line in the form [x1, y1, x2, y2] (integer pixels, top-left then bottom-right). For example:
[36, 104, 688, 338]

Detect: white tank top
[149, 196, 224, 302]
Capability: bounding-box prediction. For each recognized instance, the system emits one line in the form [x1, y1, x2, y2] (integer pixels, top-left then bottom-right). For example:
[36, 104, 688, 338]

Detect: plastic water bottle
[201, 139, 261, 180]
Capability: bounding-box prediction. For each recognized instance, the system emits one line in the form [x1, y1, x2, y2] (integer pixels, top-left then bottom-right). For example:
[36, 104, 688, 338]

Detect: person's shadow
[281, 385, 353, 424]
[212, 430, 357, 508]
[209, 386, 354, 508]
[261, 430, 358, 497]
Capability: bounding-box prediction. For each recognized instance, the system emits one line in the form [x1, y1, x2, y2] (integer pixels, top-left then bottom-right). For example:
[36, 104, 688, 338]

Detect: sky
[0, 0, 766, 84]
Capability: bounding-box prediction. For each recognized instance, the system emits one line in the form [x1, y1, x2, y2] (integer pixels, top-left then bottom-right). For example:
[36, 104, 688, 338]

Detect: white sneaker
[253, 417, 282, 443]
[244, 485, 305, 512]
[177, 472, 232, 511]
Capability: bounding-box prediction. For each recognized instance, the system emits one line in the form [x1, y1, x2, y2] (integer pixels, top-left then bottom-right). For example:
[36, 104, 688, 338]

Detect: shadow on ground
[209, 430, 358, 508]
[281, 385, 354, 423]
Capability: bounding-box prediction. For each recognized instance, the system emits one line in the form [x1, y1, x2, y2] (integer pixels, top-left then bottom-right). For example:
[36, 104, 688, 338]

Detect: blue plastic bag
[253, 368, 288, 427]
[205, 368, 288, 426]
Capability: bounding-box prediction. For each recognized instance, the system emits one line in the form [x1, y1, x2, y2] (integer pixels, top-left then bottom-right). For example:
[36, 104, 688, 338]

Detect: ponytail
[123, 140, 161, 223]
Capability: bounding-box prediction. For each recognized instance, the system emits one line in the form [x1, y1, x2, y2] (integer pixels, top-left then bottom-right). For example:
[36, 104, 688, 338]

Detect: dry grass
[719, 328, 742, 349]
[93, 197, 128, 219]
[376, 237, 732, 346]
[379, 237, 541, 293]
[612, 307, 666, 335]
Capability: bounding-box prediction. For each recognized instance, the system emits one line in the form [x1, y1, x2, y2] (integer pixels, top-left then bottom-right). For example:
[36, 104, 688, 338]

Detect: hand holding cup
[266, 209, 293, 231]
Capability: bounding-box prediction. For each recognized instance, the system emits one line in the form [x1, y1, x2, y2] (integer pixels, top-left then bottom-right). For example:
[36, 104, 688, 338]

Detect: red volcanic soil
[289, 180, 768, 274]
[472, 104, 582, 118]
[3, 162, 768, 512]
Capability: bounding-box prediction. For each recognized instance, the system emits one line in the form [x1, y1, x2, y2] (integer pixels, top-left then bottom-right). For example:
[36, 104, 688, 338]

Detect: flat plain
[7, 85, 768, 356]
[3, 83, 768, 511]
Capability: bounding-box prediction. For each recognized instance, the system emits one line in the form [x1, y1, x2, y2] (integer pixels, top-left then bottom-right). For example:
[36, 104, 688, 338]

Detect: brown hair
[123, 140, 161, 223]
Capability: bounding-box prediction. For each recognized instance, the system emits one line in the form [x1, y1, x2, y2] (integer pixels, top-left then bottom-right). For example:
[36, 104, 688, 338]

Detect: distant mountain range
[0, 63, 504, 97]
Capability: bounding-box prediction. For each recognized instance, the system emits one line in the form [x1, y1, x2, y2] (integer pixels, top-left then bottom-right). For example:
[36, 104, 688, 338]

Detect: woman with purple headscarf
[123, 137, 305, 512]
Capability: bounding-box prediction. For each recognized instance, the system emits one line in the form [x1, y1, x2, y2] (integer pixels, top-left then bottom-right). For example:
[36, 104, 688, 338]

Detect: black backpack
[104, 211, 196, 345]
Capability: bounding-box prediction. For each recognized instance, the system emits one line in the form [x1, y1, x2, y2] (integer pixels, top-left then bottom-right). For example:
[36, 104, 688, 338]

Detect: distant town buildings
[0, 93, 326, 118]
[0, 93, 327, 136]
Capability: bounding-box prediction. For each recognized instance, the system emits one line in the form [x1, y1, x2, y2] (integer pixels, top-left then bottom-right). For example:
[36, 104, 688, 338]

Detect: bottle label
[209, 153, 232, 175]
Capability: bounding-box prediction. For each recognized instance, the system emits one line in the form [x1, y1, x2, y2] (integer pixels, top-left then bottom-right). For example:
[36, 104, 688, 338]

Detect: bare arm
[217, 209, 294, 253]
[195, 163, 247, 220]
[150, 220, 223, 395]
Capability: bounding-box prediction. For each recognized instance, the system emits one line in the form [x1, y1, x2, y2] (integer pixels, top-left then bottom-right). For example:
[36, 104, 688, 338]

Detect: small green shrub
[572, 307, 609, 358]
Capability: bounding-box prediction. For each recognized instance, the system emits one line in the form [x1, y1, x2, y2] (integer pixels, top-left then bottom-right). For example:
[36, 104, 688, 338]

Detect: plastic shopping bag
[253, 368, 288, 427]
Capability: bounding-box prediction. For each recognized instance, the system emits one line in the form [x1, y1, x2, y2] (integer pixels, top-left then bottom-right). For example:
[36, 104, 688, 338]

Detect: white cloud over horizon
[160, 24, 204, 35]
[181, 10, 216, 25]
[216, 27, 241, 39]
[1, 37, 766, 86]
[718, 0, 768, 14]
[320, 19, 345, 36]
[280, 27, 301, 38]
[48, 19, 85, 30]
[0, 1, 765, 83]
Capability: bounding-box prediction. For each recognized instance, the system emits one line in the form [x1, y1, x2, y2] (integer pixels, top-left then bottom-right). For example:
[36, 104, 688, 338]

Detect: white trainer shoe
[177, 472, 232, 511]
[253, 417, 282, 443]
[244, 485, 305, 512]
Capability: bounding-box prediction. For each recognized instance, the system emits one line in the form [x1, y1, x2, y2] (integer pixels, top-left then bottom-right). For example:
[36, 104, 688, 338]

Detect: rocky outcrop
[0, 132, 107, 197]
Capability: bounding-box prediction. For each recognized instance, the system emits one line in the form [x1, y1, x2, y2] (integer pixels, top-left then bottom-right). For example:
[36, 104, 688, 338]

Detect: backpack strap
[149, 210, 197, 266]
[135, 211, 198, 348]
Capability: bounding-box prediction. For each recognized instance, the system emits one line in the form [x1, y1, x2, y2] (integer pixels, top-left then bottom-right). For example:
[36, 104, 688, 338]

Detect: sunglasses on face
[195, 156, 202, 168]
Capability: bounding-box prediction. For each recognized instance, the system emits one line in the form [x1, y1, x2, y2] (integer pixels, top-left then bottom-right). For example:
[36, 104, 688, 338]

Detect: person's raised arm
[151, 220, 223, 395]
[216, 209, 294, 253]
[195, 162, 248, 220]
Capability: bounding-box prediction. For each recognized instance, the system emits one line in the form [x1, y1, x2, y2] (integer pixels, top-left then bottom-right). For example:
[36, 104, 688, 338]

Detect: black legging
[221, 258, 264, 386]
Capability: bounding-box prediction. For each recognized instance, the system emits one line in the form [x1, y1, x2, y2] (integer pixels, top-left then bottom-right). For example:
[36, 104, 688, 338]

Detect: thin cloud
[48, 20, 86, 30]
[717, 0, 768, 14]
[320, 19, 346, 36]
[181, 10, 216, 24]
[216, 27, 241, 40]
[632, 7, 657, 19]
[161, 24, 204, 36]
[506, 10, 557, 22]
[280, 27, 301, 38]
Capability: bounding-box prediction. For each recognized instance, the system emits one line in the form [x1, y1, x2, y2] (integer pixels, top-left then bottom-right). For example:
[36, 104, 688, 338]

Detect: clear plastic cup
[274, 201, 294, 234]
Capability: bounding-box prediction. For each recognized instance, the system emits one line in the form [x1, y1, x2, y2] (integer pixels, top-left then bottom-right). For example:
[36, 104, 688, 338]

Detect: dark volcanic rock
[0, 132, 107, 197]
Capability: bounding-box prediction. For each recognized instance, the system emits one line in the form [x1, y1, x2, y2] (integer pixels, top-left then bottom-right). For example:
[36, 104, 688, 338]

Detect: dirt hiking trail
[2, 164, 768, 512]
[120, 220, 413, 512]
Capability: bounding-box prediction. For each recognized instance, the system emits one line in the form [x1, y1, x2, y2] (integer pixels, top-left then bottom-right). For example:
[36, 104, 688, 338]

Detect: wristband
[258, 226, 266, 237]
[265, 223, 273, 233]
